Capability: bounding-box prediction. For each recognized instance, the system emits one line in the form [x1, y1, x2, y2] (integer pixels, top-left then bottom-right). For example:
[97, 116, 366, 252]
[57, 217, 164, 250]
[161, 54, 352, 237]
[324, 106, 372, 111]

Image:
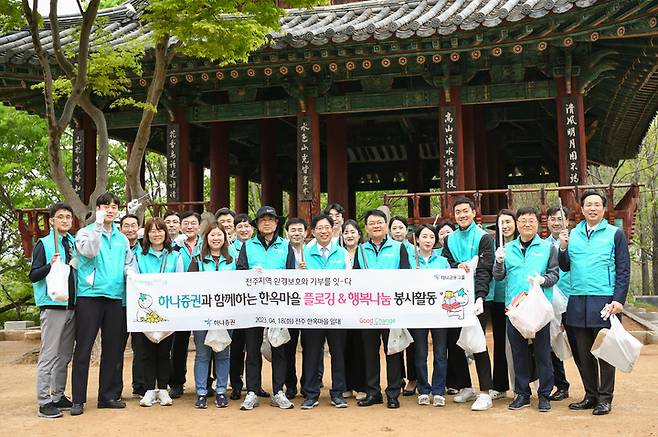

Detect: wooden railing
[382, 184, 641, 239]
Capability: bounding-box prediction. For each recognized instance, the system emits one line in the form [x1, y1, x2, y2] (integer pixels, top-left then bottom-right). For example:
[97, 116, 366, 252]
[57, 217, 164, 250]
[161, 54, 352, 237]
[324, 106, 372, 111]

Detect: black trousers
[169, 331, 190, 389]
[140, 333, 174, 390]
[446, 327, 471, 389]
[401, 343, 417, 382]
[452, 313, 493, 392]
[301, 329, 347, 399]
[244, 327, 264, 392]
[362, 329, 402, 399]
[271, 342, 287, 394]
[111, 310, 145, 399]
[284, 328, 300, 393]
[485, 301, 510, 392]
[229, 328, 246, 391]
[72, 297, 124, 404]
[569, 325, 616, 404]
[344, 330, 366, 393]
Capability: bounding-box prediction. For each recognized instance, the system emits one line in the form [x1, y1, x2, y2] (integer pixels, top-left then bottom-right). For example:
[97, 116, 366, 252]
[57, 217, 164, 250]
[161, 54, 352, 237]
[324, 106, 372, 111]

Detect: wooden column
[296, 96, 321, 225]
[234, 168, 249, 214]
[406, 141, 428, 218]
[461, 106, 477, 191]
[189, 160, 204, 207]
[260, 119, 282, 212]
[82, 113, 96, 203]
[174, 107, 191, 202]
[473, 107, 490, 213]
[210, 122, 230, 212]
[348, 184, 357, 221]
[288, 190, 298, 218]
[326, 114, 349, 218]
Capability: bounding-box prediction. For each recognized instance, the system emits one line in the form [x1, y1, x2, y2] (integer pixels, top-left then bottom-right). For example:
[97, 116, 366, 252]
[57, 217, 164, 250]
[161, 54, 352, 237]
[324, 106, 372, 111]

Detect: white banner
[126, 269, 477, 332]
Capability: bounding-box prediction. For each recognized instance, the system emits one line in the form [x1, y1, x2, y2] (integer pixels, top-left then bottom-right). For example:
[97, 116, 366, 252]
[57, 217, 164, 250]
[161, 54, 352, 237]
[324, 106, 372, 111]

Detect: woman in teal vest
[188, 221, 236, 409]
[409, 224, 451, 407]
[134, 218, 184, 408]
[389, 215, 417, 396]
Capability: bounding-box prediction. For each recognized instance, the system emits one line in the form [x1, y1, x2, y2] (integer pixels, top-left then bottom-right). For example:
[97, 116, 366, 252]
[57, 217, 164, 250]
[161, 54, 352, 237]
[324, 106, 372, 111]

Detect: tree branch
[49, 0, 75, 78]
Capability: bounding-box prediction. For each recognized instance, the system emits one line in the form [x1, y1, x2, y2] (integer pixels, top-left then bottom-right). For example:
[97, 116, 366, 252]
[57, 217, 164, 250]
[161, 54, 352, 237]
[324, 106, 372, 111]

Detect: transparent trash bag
[457, 322, 487, 355]
[204, 329, 232, 352]
[591, 315, 642, 373]
[387, 328, 414, 355]
[46, 258, 70, 302]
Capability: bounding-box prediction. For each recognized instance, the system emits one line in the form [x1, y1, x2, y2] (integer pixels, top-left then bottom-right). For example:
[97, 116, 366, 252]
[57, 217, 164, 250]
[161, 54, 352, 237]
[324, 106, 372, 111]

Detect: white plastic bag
[551, 285, 568, 319]
[387, 328, 414, 355]
[267, 327, 291, 348]
[457, 322, 487, 355]
[549, 318, 572, 361]
[507, 276, 554, 339]
[260, 329, 272, 362]
[591, 316, 643, 373]
[46, 258, 70, 302]
[204, 329, 231, 352]
[144, 331, 173, 344]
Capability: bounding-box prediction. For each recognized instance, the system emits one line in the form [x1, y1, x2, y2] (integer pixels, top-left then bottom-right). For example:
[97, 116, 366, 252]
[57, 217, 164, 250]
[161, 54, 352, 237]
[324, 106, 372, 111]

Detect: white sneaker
[471, 393, 493, 411]
[342, 390, 353, 398]
[240, 391, 259, 411]
[270, 390, 294, 409]
[355, 391, 367, 401]
[417, 394, 430, 405]
[490, 390, 506, 400]
[157, 389, 173, 406]
[433, 395, 446, 407]
[453, 387, 476, 403]
[140, 390, 157, 407]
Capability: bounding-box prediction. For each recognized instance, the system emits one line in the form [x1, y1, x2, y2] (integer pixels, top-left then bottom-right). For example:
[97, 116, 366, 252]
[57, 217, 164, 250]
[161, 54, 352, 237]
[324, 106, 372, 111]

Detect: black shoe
[132, 388, 146, 399]
[402, 380, 417, 396]
[285, 388, 297, 400]
[569, 398, 597, 410]
[230, 389, 241, 401]
[97, 399, 126, 409]
[357, 394, 383, 407]
[538, 396, 551, 412]
[446, 387, 459, 395]
[592, 402, 611, 416]
[169, 386, 184, 399]
[195, 395, 208, 409]
[53, 396, 73, 410]
[549, 389, 569, 401]
[386, 397, 400, 409]
[508, 395, 531, 410]
[255, 388, 270, 398]
[38, 403, 63, 418]
[70, 403, 84, 416]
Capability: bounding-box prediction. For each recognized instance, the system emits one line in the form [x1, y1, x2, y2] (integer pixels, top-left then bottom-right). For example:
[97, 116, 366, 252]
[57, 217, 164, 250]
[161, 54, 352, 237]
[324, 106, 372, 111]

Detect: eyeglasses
[122, 223, 139, 229]
[367, 221, 386, 226]
[54, 215, 73, 221]
[181, 221, 198, 227]
[315, 225, 332, 231]
[517, 219, 537, 226]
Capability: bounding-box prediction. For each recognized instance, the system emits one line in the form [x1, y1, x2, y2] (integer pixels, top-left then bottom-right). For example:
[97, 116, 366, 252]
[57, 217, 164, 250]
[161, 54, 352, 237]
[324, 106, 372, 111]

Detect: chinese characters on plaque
[560, 96, 583, 185]
[440, 107, 458, 191]
[166, 123, 180, 202]
[297, 116, 313, 201]
[72, 129, 84, 198]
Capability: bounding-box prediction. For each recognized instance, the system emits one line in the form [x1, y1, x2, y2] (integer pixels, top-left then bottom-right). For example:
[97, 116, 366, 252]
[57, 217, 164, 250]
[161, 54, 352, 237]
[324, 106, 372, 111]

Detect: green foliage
[0, 0, 26, 32]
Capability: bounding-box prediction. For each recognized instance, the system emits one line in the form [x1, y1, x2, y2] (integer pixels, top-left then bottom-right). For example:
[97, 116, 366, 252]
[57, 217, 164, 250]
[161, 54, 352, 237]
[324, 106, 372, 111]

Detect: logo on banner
[441, 288, 469, 320]
[136, 293, 167, 323]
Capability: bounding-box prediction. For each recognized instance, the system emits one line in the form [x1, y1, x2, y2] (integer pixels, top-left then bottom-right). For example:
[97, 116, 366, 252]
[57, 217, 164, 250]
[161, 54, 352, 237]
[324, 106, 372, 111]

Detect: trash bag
[551, 285, 568, 319]
[549, 318, 572, 361]
[144, 331, 173, 344]
[46, 258, 70, 302]
[457, 322, 487, 355]
[507, 276, 554, 339]
[591, 315, 643, 373]
[204, 329, 232, 352]
[387, 328, 414, 355]
[267, 327, 291, 348]
[260, 329, 272, 362]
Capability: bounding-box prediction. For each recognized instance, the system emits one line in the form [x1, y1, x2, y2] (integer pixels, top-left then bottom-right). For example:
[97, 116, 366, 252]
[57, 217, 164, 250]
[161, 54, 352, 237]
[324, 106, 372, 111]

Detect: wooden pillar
[406, 141, 428, 218]
[189, 161, 204, 206]
[473, 108, 490, 213]
[260, 119, 282, 212]
[210, 122, 230, 212]
[288, 190, 298, 218]
[234, 168, 249, 214]
[82, 113, 96, 203]
[462, 106, 477, 191]
[348, 184, 357, 221]
[326, 114, 349, 218]
[296, 96, 321, 225]
[175, 107, 191, 203]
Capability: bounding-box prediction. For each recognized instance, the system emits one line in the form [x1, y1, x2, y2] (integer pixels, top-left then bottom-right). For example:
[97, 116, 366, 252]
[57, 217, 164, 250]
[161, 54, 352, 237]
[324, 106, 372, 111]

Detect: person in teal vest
[298, 214, 352, 409]
[168, 210, 203, 399]
[544, 205, 577, 402]
[408, 224, 451, 408]
[441, 196, 494, 411]
[389, 215, 418, 397]
[486, 209, 517, 402]
[558, 190, 630, 416]
[236, 206, 296, 411]
[30, 202, 77, 419]
[71, 192, 132, 416]
[163, 210, 181, 241]
[131, 217, 183, 408]
[493, 206, 559, 412]
[187, 221, 235, 409]
[354, 209, 411, 409]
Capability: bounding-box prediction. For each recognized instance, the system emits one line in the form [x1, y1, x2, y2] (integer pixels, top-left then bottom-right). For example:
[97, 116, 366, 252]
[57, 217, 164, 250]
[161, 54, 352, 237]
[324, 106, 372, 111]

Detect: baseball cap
[255, 206, 278, 220]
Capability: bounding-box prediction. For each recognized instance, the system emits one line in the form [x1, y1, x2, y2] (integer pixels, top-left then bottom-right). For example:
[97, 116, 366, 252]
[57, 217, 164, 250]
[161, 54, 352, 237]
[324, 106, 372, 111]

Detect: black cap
[255, 206, 278, 220]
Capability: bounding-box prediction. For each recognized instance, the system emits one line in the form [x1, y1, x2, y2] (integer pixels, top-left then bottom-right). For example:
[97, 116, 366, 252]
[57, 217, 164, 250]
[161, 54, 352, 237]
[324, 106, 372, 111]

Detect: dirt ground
[2, 336, 657, 437]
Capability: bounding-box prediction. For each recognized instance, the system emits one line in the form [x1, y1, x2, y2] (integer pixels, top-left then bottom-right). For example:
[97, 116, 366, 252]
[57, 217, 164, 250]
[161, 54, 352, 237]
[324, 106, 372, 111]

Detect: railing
[382, 183, 641, 239]
[15, 201, 209, 258]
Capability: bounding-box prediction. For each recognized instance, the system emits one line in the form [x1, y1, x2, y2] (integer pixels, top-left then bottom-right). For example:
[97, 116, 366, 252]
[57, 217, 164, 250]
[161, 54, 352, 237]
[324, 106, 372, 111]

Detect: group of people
[30, 190, 629, 419]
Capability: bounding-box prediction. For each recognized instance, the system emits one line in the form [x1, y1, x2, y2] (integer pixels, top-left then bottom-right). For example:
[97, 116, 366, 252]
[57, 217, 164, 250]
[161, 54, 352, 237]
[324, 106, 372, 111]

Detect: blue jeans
[193, 330, 231, 396]
[411, 328, 448, 396]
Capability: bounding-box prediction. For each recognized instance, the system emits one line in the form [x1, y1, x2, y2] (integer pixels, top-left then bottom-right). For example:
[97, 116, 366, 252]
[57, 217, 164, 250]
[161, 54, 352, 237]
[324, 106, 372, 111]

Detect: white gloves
[173, 234, 187, 247]
[528, 275, 546, 286]
[474, 297, 484, 316]
[137, 228, 144, 240]
[95, 210, 107, 225]
[495, 246, 505, 263]
[127, 199, 141, 214]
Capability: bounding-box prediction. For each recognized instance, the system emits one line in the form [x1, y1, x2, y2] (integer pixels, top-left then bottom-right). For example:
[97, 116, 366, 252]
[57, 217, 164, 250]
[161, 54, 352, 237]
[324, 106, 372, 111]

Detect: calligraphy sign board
[439, 106, 459, 191]
[297, 116, 313, 201]
[166, 123, 180, 202]
[560, 96, 583, 185]
[72, 129, 84, 198]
